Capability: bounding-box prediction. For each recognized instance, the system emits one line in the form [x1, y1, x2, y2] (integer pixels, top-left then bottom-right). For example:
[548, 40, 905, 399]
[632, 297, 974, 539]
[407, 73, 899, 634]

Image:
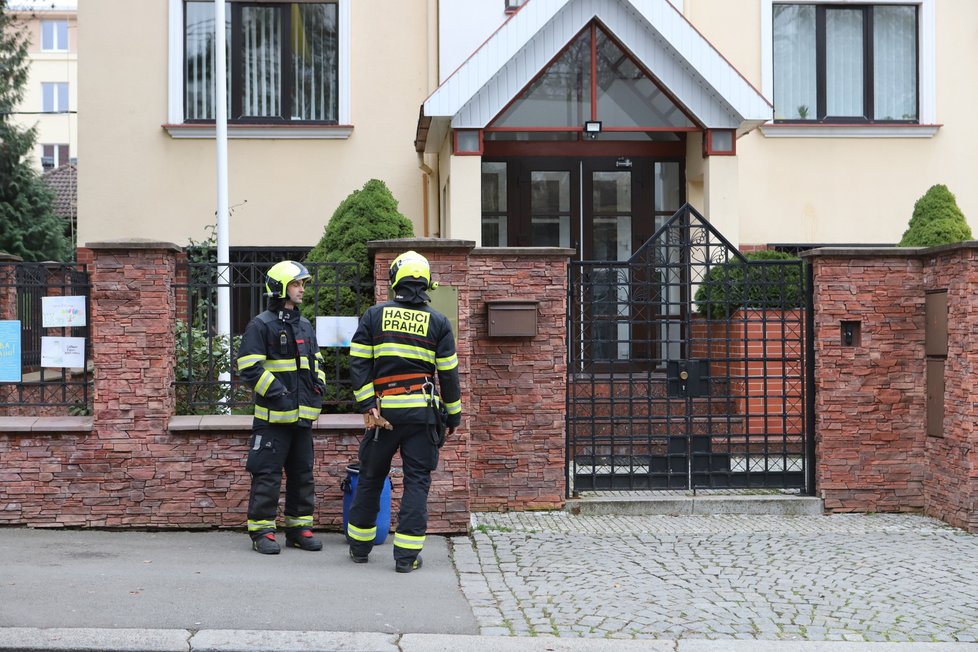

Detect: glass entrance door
[482, 156, 683, 367]
[481, 157, 681, 257]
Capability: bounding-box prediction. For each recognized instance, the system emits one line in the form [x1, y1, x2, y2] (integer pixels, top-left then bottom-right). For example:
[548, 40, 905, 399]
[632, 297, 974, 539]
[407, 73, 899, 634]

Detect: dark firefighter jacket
[237, 307, 325, 428]
[350, 284, 462, 427]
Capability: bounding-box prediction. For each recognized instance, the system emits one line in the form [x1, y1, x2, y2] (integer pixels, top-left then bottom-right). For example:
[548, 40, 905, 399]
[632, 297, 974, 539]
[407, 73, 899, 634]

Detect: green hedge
[694, 250, 805, 319]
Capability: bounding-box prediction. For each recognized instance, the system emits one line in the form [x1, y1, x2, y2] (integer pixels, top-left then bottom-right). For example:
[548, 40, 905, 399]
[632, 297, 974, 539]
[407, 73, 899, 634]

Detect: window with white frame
[41, 82, 69, 113]
[41, 20, 69, 51]
[773, 3, 918, 122]
[184, 1, 339, 123]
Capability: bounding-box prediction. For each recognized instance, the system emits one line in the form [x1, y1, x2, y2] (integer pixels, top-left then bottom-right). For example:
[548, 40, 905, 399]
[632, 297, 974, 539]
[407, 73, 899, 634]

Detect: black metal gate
[567, 204, 813, 493]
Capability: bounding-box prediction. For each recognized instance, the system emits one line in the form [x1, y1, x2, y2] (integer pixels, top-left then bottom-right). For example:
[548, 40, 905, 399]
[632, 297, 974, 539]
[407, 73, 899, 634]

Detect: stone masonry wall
[810, 254, 927, 514]
[1, 240, 569, 532]
[466, 249, 568, 510]
[922, 248, 978, 532]
[809, 245, 978, 532]
[369, 241, 570, 517]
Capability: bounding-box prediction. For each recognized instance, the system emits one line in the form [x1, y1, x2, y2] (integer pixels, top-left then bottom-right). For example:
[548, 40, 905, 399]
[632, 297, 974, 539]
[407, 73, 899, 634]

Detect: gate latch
[667, 360, 710, 398]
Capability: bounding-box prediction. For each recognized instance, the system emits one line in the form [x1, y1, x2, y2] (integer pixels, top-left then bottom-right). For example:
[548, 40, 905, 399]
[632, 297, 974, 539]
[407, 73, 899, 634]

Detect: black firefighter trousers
[246, 424, 315, 535]
[348, 422, 439, 562]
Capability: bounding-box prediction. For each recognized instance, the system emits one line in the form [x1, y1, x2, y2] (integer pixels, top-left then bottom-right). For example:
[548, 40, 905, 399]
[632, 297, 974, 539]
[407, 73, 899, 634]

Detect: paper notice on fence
[316, 316, 359, 347]
[42, 295, 86, 328]
[0, 320, 21, 382]
[40, 336, 86, 368]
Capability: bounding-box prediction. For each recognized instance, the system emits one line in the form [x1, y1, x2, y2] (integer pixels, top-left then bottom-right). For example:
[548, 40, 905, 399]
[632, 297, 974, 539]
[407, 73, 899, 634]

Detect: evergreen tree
[898, 184, 972, 247]
[302, 178, 414, 319]
[302, 178, 414, 412]
[0, 2, 71, 262]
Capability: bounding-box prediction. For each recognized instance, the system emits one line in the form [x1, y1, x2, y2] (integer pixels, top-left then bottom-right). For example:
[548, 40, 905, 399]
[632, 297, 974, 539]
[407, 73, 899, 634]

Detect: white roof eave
[423, 0, 771, 131]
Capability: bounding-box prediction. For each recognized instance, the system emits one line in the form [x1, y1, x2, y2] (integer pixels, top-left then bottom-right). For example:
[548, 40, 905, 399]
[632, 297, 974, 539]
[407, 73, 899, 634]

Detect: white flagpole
[215, 0, 231, 393]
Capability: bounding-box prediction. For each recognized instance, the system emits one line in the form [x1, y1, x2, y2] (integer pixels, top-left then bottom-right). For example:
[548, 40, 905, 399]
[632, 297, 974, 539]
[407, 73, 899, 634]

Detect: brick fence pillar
[807, 252, 926, 514]
[368, 239, 474, 532]
[369, 239, 571, 522]
[82, 240, 180, 525]
[467, 247, 572, 510]
[805, 244, 978, 532]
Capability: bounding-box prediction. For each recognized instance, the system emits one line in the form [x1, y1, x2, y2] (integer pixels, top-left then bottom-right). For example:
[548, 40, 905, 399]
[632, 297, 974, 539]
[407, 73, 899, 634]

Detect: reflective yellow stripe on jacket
[444, 398, 462, 416]
[353, 382, 375, 403]
[379, 394, 435, 410]
[254, 404, 322, 424]
[436, 353, 458, 371]
[255, 370, 275, 396]
[350, 342, 374, 359]
[374, 343, 435, 364]
[238, 354, 265, 370]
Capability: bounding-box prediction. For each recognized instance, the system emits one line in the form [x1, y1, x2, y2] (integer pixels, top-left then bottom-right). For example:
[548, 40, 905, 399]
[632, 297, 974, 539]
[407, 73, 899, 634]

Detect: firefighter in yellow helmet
[236, 260, 326, 554]
[347, 251, 462, 572]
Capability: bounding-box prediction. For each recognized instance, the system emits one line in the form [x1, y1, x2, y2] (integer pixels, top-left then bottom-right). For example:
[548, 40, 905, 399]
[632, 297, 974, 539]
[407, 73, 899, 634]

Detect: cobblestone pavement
[451, 512, 978, 643]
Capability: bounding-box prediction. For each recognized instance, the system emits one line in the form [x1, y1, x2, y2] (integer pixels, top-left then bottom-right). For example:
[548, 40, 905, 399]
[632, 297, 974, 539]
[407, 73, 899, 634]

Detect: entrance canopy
[416, 0, 772, 152]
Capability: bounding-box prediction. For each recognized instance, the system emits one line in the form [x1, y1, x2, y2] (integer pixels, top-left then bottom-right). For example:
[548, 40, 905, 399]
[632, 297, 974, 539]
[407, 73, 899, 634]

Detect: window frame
[760, 0, 937, 138]
[40, 19, 69, 52]
[166, 0, 351, 139]
[41, 82, 69, 113]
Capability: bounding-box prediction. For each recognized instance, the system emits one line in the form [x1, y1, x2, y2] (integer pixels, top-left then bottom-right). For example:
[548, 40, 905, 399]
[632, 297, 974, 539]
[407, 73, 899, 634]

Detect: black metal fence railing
[0, 261, 92, 414]
[174, 260, 369, 415]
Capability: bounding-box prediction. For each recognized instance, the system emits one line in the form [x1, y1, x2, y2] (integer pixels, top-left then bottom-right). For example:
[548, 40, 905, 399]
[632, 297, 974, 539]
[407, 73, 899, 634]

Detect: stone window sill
[0, 416, 93, 433]
[162, 124, 354, 140]
[760, 123, 941, 139]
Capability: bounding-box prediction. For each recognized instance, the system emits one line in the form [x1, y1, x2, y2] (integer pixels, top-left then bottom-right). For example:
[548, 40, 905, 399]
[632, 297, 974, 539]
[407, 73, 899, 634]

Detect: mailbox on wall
[486, 300, 538, 337]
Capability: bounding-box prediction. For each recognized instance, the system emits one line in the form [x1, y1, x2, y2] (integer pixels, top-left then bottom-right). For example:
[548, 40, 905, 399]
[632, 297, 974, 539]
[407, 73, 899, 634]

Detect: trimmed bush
[694, 250, 805, 320]
[302, 179, 414, 411]
[898, 184, 972, 247]
[303, 178, 414, 318]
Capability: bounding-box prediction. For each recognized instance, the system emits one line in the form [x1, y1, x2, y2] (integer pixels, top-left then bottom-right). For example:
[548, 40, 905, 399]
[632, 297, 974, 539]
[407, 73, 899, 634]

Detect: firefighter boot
[349, 547, 369, 564]
[251, 532, 280, 555]
[285, 527, 323, 551]
[395, 555, 423, 574]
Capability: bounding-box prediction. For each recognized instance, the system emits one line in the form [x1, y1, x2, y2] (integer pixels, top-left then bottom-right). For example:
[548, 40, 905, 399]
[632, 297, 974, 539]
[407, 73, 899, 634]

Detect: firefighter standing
[347, 251, 462, 573]
[237, 260, 326, 554]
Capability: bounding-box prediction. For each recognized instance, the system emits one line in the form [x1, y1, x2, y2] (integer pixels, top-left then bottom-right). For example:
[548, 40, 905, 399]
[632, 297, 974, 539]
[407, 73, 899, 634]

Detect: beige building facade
[78, 0, 976, 253]
[8, 0, 78, 172]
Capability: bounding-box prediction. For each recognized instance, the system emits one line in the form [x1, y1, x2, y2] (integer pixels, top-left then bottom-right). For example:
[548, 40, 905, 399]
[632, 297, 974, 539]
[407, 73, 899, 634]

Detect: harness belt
[374, 372, 432, 397]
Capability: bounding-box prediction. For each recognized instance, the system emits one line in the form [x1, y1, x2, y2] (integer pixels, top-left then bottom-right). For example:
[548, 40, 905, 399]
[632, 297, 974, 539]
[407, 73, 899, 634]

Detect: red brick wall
[812, 255, 926, 514]
[809, 246, 978, 531]
[922, 248, 978, 532]
[690, 310, 805, 441]
[0, 241, 569, 532]
[0, 427, 375, 529]
[370, 242, 570, 516]
[466, 250, 568, 510]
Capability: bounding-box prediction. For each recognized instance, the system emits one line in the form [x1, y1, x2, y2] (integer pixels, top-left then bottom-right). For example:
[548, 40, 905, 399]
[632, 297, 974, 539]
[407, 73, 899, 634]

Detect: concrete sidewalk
[0, 529, 476, 634]
[2, 513, 978, 651]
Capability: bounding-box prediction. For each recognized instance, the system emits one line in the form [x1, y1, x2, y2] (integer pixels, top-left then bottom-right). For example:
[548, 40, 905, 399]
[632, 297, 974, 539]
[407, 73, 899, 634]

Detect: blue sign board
[0, 320, 21, 382]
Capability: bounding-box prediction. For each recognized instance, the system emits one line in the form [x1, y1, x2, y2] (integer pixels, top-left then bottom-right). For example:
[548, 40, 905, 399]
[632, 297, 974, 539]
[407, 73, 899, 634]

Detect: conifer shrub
[302, 179, 414, 411]
[303, 178, 414, 318]
[694, 250, 804, 319]
[898, 184, 972, 247]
